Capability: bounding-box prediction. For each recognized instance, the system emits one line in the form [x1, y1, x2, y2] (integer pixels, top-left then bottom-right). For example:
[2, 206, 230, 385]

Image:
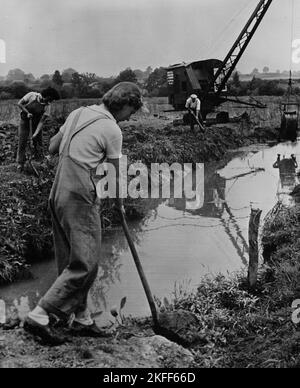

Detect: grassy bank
[169, 271, 300, 367]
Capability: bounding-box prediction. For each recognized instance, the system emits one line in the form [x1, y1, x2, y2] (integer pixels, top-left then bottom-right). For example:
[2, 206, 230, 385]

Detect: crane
[213, 0, 273, 95]
[166, 0, 273, 118]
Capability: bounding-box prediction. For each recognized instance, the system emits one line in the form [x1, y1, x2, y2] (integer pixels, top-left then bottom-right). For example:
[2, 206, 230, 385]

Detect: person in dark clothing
[17, 87, 60, 171]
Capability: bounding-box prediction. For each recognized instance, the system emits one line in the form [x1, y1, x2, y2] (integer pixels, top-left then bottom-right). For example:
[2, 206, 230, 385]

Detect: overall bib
[17, 98, 47, 164]
[39, 108, 106, 318]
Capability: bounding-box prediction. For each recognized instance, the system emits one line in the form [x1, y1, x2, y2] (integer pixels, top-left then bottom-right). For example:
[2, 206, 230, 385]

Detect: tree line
[1, 67, 299, 101]
[227, 71, 300, 96]
[0, 67, 168, 100]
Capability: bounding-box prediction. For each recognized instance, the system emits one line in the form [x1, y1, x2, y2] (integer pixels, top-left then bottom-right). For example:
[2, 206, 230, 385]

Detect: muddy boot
[24, 316, 68, 346]
[1, 317, 21, 330]
[48, 313, 70, 328]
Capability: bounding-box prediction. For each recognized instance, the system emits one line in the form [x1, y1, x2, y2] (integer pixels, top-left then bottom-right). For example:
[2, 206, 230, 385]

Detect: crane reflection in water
[273, 154, 300, 206]
[167, 165, 249, 266]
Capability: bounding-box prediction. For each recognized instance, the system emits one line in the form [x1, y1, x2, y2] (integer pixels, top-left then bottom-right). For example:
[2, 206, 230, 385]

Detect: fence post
[247, 208, 262, 289]
[0, 299, 6, 324]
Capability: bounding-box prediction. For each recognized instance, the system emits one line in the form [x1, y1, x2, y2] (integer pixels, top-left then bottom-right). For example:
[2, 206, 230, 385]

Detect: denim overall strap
[61, 107, 107, 161]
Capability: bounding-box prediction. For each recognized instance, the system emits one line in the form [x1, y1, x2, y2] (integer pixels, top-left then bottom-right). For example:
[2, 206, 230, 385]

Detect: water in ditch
[1, 139, 300, 326]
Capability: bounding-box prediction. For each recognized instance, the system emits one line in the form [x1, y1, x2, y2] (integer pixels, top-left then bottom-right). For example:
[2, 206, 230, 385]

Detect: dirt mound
[0, 164, 54, 284]
[0, 326, 194, 368]
[0, 123, 18, 165]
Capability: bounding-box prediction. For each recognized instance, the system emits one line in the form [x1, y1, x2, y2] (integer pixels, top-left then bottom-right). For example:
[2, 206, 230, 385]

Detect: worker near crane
[185, 94, 203, 132]
[23, 82, 143, 345]
[16, 87, 60, 172]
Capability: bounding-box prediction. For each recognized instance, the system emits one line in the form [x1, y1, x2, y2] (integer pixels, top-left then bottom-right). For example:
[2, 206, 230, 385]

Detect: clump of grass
[261, 204, 300, 306]
[0, 256, 30, 285]
[262, 204, 300, 263]
[154, 242, 300, 368]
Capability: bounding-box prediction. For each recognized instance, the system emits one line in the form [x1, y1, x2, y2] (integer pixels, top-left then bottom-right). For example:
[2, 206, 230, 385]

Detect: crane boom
[213, 0, 273, 95]
[166, 0, 274, 114]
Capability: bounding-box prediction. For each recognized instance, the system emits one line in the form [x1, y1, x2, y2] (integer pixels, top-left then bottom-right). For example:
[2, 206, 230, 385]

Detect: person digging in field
[24, 82, 143, 345]
[185, 93, 203, 132]
[16, 87, 60, 172]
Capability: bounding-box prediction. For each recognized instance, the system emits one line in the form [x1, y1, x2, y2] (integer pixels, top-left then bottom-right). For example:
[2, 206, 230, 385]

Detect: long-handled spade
[188, 109, 205, 132]
[118, 208, 198, 346]
[27, 118, 39, 177]
[119, 207, 159, 327]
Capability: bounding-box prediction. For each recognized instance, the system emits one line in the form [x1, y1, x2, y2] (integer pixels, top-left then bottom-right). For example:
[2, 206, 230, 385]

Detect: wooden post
[0, 299, 6, 324]
[247, 208, 262, 289]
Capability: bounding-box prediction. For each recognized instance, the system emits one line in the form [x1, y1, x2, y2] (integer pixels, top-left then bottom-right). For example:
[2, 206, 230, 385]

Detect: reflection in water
[168, 168, 224, 218]
[221, 204, 249, 266]
[168, 168, 249, 265]
[273, 154, 300, 206]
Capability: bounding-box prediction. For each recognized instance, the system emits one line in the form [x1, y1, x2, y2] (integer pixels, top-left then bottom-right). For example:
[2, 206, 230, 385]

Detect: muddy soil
[0, 320, 195, 368]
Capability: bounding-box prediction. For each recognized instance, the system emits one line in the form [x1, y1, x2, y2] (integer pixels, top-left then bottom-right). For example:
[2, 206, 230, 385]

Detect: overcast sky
[0, 0, 299, 77]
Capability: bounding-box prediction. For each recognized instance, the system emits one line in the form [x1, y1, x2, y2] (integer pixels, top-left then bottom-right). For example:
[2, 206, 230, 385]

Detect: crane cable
[204, 0, 256, 58]
[288, 0, 295, 101]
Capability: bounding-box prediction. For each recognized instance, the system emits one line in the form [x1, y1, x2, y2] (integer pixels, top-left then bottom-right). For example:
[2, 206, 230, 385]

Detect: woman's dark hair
[102, 82, 143, 114]
[41, 87, 60, 101]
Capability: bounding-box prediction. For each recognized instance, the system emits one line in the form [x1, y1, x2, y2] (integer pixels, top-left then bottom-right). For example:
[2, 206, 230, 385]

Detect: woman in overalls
[24, 82, 143, 345]
[17, 87, 60, 171]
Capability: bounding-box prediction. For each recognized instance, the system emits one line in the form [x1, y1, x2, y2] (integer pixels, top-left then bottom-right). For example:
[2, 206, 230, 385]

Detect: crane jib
[213, 0, 273, 96]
